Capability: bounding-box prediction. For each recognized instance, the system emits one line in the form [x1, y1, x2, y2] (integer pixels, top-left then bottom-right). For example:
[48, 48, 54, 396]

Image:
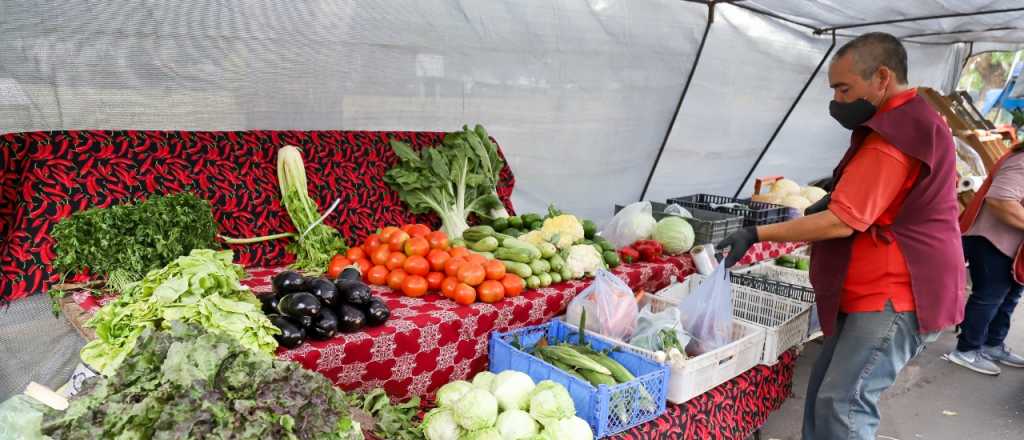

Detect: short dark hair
[834, 32, 908, 84]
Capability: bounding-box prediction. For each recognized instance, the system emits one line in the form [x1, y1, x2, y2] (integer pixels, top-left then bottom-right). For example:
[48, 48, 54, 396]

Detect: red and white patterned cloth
[70, 242, 802, 400]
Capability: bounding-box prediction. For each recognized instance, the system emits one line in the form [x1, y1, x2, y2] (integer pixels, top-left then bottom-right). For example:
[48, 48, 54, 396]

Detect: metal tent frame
[636, 0, 1024, 201]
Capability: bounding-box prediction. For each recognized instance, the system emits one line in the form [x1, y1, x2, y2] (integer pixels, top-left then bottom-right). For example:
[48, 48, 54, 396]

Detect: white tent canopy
[0, 1, 1022, 223]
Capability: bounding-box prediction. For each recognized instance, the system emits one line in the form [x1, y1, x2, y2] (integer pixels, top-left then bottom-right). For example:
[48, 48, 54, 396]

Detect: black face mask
[829, 98, 877, 130]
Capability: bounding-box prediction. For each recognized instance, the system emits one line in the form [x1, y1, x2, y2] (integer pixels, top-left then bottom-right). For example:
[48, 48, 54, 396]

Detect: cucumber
[500, 260, 533, 278]
[603, 251, 621, 268]
[463, 225, 495, 242]
[582, 219, 598, 239]
[528, 274, 544, 288]
[469, 236, 499, 252]
[548, 254, 566, 272]
[529, 259, 551, 275]
[495, 247, 533, 263]
[538, 272, 552, 287]
[594, 237, 615, 253]
[550, 272, 562, 283]
[561, 267, 573, 281]
[537, 242, 558, 259]
[796, 258, 810, 271]
[501, 238, 542, 260]
[492, 217, 509, 232]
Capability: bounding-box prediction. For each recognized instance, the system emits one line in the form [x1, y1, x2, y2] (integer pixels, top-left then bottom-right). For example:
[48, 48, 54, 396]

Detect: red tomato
[402, 224, 432, 238]
[452, 283, 476, 305]
[477, 280, 505, 303]
[387, 231, 410, 252]
[402, 275, 428, 297]
[385, 252, 407, 271]
[441, 276, 459, 298]
[484, 260, 506, 281]
[426, 272, 445, 291]
[427, 249, 451, 272]
[501, 274, 525, 297]
[457, 263, 486, 287]
[449, 247, 470, 259]
[404, 236, 430, 257]
[403, 255, 431, 276]
[354, 258, 373, 275]
[427, 231, 450, 250]
[367, 265, 390, 285]
[465, 253, 488, 267]
[386, 269, 407, 290]
[326, 255, 351, 279]
[444, 257, 466, 278]
[371, 245, 392, 266]
[379, 226, 401, 241]
[346, 247, 366, 261]
[363, 234, 383, 255]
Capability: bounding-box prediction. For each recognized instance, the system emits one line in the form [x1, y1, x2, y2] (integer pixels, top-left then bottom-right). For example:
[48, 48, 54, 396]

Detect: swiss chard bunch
[384, 124, 510, 238]
[50, 192, 219, 292]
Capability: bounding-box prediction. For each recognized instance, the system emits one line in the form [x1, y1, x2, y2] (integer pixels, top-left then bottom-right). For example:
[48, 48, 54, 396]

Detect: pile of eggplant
[260, 267, 391, 348]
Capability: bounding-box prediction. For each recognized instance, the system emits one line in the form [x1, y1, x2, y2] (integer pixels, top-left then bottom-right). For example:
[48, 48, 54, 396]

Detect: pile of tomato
[327, 224, 525, 305]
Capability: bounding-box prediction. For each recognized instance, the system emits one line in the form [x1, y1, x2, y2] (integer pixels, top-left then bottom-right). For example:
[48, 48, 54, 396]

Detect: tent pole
[639, 2, 715, 201]
[815, 7, 1024, 35]
[733, 31, 837, 198]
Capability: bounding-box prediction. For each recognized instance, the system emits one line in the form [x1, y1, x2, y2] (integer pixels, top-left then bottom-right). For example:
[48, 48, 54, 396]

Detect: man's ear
[875, 67, 893, 94]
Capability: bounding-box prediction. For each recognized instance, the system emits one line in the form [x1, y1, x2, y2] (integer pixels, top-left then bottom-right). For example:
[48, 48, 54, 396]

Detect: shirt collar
[877, 88, 917, 114]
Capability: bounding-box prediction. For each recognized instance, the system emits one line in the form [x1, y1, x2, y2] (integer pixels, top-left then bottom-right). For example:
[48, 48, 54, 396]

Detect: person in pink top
[948, 143, 1024, 375]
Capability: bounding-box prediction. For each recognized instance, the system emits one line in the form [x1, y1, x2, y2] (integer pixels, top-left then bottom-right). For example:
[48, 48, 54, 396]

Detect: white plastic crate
[657, 274, 811, 366]
[559, 308, 765, 405]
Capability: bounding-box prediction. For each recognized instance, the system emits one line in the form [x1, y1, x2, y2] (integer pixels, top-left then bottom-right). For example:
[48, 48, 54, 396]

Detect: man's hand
[804, 194, 831, 215]
[717, 227, 759, 267]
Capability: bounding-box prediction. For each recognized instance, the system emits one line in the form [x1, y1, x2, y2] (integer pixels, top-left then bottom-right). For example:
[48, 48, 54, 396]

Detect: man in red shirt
[719, 33, 963, 440]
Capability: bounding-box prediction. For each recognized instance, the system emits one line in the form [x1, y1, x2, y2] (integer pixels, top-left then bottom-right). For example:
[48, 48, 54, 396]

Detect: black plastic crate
[730, 272, 815, 302]
[666, 194, 790, 227]
[613, 202, 743, 245]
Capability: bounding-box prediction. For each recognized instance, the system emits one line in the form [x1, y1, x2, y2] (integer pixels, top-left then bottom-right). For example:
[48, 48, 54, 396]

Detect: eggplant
[277, 292, 321, 318]
[268, 314, 306, 349]
[308, 278, 340, 307]
[258, 293, 281, 315]
[336, 304, 367, 333]
[363, 297, 391, 327]
[335, 280, 372, 306]
[309, 308, 340, 340]
[339, 267, 362, 282]
[273, 271, 307, 294]
[291, 314, 314, 329]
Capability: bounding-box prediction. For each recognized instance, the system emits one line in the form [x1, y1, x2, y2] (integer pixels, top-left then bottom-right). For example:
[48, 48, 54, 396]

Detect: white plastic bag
[601, 201, 657, 249]
[629, 304, 692, 353]
[662, 203, 694, 219]
[565, 270, 639, 341]
[676, 264, 733, 355]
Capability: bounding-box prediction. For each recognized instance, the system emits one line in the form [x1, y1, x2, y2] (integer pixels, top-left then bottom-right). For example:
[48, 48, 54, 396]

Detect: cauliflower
[565, 244, 605, 279]
[519, 230, 548, 247]
[540, 215, 585, 249]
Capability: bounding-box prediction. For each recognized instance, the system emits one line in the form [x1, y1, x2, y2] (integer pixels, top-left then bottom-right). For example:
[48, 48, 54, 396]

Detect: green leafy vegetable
[222, 145, 347, 273]
[384, 125, 509, 238]
[50, 192, 219, 291]
[349, 388, 424, 440]
[43, 322, 363, 439]
[79, 249, 279, 375]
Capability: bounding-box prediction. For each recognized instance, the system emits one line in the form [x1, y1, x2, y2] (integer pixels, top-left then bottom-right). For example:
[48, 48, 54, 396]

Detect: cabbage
[540, 416, 593, 440]
[490, 370, 536, 411]
[473, 371, 497, 391]
[454, 388, 499, 431]
[436, 380, 473, 408]
[528, 380, 575, 428]
[652, 217, 694, 255]
[600, 201, 657, 249]
[801, 186, 827, 203]
[422, 407, 462, 440]
[462, 427, 504, 440]
[495, 409, 539, 440]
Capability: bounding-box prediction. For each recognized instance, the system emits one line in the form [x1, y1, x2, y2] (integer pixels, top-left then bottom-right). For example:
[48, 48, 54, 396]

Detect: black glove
[716, 227, 759, 268]
[804, 194, 831, 215]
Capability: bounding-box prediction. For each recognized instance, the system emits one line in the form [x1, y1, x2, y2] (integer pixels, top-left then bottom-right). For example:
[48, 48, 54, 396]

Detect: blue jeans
[802, 302, 923, 440]
[957, 236, 1024, 352]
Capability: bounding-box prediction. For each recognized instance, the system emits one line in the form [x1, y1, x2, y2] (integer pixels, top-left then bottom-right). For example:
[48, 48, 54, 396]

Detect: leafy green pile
[349, 389, 423, 440]
[80, 249, 279, 375]
[44, 322, 363, 440]
[51, 192, 219, 292]
[384, 125, 509, 239]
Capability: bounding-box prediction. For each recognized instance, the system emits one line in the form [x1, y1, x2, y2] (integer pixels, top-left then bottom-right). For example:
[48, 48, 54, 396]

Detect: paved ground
[758, 310, 1024, 440]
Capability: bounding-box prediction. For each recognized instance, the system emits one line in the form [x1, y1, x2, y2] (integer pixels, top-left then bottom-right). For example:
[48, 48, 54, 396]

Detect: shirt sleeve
[987, 156, 1024, 202]
[828, 133, 917, 232]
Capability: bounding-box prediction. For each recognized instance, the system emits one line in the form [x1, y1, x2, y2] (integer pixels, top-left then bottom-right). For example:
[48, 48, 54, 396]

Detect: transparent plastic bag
[662, 203, 693, 219]
[677, 264, 733, 355]
[600, 201, 657, 249]
[629, 304, 692, 353]
[0, 395, 49, 440]
[565, 270, 639, 341]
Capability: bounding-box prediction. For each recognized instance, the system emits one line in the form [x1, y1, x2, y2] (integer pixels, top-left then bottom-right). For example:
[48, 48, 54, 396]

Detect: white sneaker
[944, 350, 1001, 376]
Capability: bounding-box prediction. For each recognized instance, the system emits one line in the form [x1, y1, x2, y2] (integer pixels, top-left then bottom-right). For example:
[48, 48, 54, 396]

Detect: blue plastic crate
[489, 319, 669, 438]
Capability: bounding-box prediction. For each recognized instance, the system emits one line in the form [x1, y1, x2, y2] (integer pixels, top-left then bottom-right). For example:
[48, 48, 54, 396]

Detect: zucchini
[537, 242, 557, 259]
[579, 369, 617, 387]
[529, 259, 551, 275]
[492, 217, 509, 232]
[538, 272, 552, 287]
[548, 254, 566, 272]
[495, 247, 533, 264]
[449, 238, 467, 248]
[594, 237, 615, 253]
[501, 238, 542, 260]
[469, 236, 499, 252]
[561, 267, 573, 281]
[500, 260, 533, 278]
[526, 276, 541, 289]
[492, 232, 515, 243]
[463, 225, 495, 242]
[550, 272, 562, 283]
[603, 251, 621, 268]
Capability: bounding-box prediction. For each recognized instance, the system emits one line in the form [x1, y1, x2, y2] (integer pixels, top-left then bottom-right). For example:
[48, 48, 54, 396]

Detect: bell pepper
[632, 240, 664, 262]
[619, 246, 640, 264]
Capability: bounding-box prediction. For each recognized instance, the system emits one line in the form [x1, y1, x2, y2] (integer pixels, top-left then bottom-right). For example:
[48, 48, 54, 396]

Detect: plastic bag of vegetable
[628, 303, 692, 354]
[600, 201, 656, 249]
[676, 264, 734, 354]
[565, 270, 638, 341]
[0, 395, 48, 440]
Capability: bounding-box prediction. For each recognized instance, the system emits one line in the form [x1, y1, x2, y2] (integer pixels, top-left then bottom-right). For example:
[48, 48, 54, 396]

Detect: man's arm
[756, 210, 854, 243]
[985, 198, 1024, 230]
